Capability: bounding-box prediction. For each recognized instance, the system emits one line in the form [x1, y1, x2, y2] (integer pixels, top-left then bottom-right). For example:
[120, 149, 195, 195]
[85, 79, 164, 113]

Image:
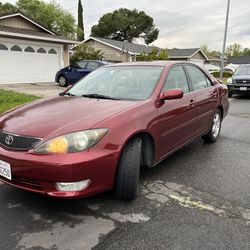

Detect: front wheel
[115, 138, 142, 200]
[58, 75, 68, 87]
[202, 110, 222, 143]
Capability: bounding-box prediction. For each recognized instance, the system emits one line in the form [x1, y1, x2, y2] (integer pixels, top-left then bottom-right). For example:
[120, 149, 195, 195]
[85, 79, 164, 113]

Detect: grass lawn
[0, 90, 40, 114]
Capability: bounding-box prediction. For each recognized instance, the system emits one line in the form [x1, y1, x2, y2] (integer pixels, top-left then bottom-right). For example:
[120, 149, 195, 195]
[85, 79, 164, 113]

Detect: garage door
[0, 40, 62, 84]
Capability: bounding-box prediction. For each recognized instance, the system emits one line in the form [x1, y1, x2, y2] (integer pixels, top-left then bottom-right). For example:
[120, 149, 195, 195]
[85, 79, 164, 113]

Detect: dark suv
[227, 64, 250, 97]
[55, 60, 109, 87]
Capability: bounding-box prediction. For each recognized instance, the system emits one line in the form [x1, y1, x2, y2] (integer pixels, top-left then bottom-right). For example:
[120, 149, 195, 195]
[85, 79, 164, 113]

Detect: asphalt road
[0, 96, 250, 250]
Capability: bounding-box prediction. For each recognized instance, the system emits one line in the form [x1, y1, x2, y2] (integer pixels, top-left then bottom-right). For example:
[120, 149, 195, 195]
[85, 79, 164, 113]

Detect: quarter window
[0, 44, 8, 50]
[37, 48, 46, 53]
[186, 65, 209, 91]
[24, 46, 35, 53]
[48, 48, 57, 54]
[11, 45, 22, 52]
[163, 66, 190, 94]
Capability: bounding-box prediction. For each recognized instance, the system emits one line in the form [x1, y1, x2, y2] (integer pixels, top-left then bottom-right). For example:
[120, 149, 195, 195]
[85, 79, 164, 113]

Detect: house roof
[0, 12, 77, 44]
[85, 37, 155, 55]
[227, 56, 250, 64]
[0, 25, 77, 44]
[169, 48, 208, 60]
[84, 37, 208, 60]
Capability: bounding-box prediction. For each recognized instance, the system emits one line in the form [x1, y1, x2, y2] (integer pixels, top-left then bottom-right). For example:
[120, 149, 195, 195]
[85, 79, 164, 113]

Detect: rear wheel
[115, 137, 142, 200]
[58, 75, 68, 87]
[228, 91, 232, 98]
[202, 110, 222, 143]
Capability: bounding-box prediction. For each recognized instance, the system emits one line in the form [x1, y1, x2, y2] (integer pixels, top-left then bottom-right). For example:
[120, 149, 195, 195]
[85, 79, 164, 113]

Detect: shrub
[70, 44, 103, 63]
[212, 71, 232, 78]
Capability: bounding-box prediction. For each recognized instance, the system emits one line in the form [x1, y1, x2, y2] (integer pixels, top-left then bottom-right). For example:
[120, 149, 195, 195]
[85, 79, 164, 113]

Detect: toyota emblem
[5, 135, 14, 145]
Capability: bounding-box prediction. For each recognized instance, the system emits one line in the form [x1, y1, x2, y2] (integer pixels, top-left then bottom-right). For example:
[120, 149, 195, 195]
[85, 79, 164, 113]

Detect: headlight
[35, 129, 108, 154]
[227, 78, 232, 84]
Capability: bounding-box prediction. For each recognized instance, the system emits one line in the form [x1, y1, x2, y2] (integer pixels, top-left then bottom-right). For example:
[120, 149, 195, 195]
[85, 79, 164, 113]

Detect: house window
[25, 46, 35, 53]
[11, 45, 22, 52]
[0, 44, 8, 50]
[48, 48, 57, 54]
[37, 48, 46, 53]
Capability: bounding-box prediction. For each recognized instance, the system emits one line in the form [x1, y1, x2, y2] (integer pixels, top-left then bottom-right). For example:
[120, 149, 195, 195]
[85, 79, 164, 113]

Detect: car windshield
[68, 66, 164, 101]
[234, 66, 250, 75]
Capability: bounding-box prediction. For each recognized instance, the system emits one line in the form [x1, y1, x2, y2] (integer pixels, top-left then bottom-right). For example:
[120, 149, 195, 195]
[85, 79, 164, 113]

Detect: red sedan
[0, 62, 229, 199]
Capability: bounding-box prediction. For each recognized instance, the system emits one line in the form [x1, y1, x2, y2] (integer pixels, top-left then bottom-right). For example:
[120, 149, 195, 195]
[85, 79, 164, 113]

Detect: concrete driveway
[0, 82, 64, 97]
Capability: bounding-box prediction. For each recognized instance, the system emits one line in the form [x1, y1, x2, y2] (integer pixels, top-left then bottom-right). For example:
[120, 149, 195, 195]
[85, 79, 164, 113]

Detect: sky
[2, 0, 250, 51]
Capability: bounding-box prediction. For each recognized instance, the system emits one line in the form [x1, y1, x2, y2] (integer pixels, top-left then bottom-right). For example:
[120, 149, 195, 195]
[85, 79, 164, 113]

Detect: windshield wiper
[82, 94, 120, 100]
[60, 92, 75, 96]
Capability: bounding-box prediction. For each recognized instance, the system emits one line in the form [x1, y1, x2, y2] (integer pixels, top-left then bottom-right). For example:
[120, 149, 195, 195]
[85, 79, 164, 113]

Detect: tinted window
[37, 48, 46, 53]
[186, 65, 209, 91]
[0, 44, 8, 50]
[164, 66, 190, 94]
[69, 66, 164, 100]
[48, 48, 57, 54]
[75, 61, 87, 68]
[87, 62, 100, 70]
[24, 46, 35, 53]
[11, 45, 22, 52]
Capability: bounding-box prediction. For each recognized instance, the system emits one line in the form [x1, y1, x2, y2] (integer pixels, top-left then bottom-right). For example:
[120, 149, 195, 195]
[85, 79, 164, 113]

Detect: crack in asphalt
[142, 181, 250, 225]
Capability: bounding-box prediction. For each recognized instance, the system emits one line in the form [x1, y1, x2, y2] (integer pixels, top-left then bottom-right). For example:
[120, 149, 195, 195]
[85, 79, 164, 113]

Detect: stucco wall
[85, 40, 131, 62]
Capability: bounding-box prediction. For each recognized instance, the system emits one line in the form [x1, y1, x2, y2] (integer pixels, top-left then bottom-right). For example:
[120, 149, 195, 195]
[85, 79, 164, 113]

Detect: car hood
[233, 74, 250, 79]
[0, 96, 140, 139]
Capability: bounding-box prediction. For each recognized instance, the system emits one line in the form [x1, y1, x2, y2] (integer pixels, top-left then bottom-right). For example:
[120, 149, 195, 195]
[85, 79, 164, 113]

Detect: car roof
[104, 61, 192, 68]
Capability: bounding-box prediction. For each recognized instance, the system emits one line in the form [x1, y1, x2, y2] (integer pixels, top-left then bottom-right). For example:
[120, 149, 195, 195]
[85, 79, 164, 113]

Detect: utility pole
[220, 0, 230, 79]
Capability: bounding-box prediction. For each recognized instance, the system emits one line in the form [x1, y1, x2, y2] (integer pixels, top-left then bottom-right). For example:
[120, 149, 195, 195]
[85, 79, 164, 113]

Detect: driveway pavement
[0, 96, 250, 250]
[0, 82, 63, 97]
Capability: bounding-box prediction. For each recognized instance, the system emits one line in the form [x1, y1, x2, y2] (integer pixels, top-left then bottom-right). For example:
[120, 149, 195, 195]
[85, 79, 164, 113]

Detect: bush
[136, 47, 169, 61]
[70, 44, 103, 63]
[212, 71, 232, 78]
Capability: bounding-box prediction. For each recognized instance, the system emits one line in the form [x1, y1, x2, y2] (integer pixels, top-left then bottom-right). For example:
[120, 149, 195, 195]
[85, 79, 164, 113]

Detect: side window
[75, 61, 87, 68]
[163, 66, 190, 94]
[186, 65, 209, 91]
[87, 62, 100, 70]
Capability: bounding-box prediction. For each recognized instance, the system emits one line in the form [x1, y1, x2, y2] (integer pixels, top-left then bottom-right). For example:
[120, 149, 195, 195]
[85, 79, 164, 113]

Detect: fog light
[56, 180, 91, 192]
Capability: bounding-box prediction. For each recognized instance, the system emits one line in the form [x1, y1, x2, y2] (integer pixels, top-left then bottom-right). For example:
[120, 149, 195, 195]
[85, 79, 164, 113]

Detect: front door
[157, 65, 199, 159]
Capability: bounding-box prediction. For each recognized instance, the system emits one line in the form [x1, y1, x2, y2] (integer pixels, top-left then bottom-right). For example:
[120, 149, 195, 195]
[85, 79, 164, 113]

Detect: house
[227, 56, 250, 65]
[0, 12, 77, 84]
[83, 37, 208, 66]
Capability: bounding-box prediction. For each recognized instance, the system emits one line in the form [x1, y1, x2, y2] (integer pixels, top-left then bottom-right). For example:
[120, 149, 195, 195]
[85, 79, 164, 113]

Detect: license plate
[240, 87, 247, 91]
[0, 160, 12, 180]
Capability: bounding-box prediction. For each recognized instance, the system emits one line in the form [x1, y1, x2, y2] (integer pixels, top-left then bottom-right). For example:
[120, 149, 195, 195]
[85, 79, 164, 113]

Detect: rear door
[157, 65, 199, 158]
[184, 65, 219, 134]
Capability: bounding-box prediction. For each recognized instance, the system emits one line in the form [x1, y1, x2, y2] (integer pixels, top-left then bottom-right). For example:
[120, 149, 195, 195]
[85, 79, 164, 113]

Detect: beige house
[83, 37, 208, 66]
[0, 12, 77, 84]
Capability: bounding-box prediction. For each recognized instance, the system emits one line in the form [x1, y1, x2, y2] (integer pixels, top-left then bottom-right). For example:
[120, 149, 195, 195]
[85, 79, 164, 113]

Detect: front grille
[0, 130, 42, 151]
[235, 79, 250, 84]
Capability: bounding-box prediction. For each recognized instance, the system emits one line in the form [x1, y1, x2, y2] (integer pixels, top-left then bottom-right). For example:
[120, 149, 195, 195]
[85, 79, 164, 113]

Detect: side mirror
[160, 88, 184, 101]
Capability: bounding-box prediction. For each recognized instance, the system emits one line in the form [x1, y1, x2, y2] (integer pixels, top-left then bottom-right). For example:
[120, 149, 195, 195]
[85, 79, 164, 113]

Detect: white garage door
[0, 39, 62, 84]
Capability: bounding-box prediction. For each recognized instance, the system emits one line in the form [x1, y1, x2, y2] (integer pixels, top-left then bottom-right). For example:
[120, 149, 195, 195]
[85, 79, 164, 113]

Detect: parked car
[55, 60, 109, 87]
[227, 64, 250, 97]
[0, 62, 229, 200]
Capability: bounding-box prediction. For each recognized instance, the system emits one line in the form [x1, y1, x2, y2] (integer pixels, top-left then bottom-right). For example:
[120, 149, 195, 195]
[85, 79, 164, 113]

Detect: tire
[58, 75, 68, 87]
[115, 137, 142, 200]
[228, 91, 232, 98]
[202, 110, 222, 143]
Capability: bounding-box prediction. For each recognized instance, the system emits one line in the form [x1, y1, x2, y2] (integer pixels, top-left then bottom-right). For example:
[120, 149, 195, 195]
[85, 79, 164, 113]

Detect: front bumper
[0, 146, 119, 198]
[227, 84, 250, 94]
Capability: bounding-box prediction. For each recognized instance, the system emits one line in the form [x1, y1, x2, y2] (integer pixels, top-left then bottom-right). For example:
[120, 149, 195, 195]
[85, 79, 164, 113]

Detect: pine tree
[77, 0, 84, 41]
